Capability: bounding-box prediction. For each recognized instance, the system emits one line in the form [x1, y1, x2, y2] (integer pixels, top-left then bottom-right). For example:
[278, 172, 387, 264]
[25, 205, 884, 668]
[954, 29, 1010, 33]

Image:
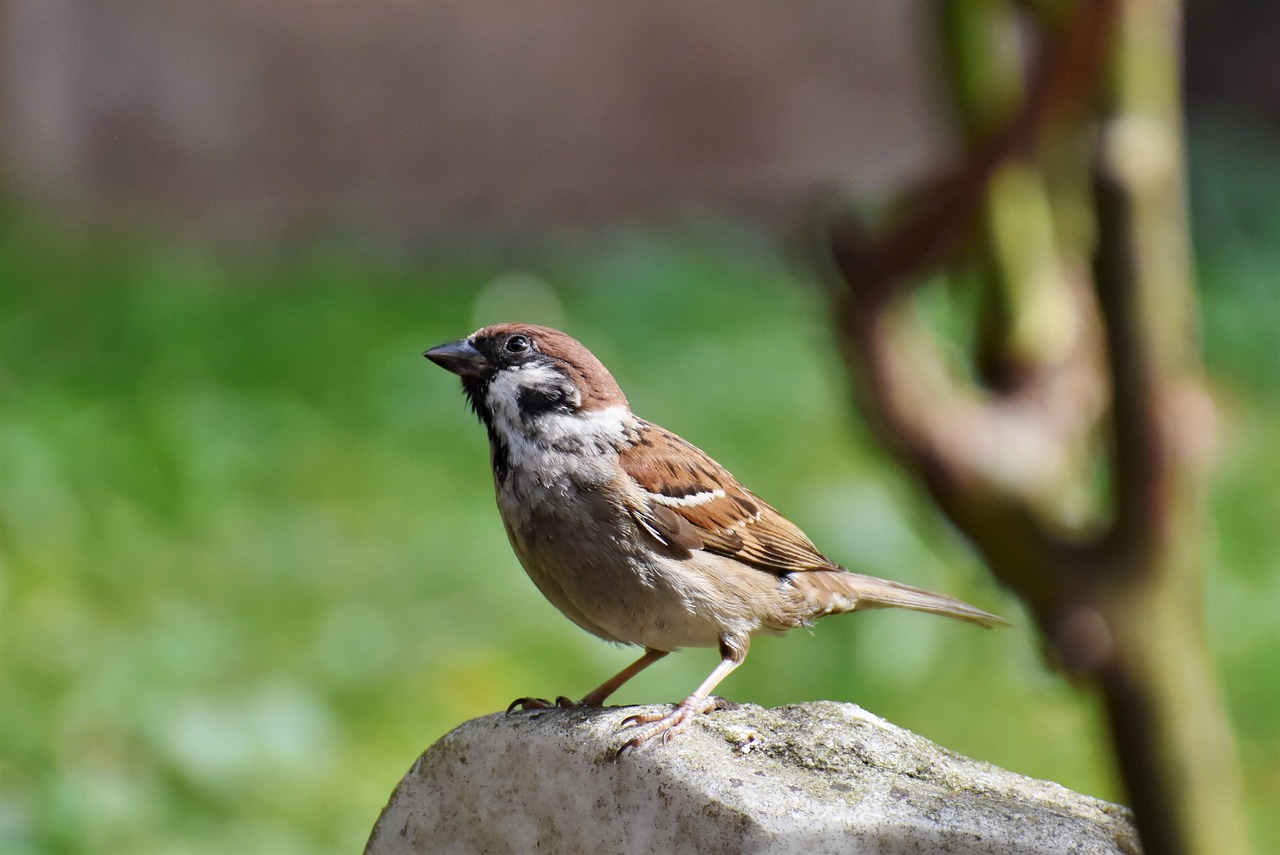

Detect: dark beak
[424, 339, 490, 377]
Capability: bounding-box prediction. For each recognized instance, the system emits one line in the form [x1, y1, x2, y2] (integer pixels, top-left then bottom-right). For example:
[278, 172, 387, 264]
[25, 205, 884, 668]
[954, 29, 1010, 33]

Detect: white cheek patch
[485, 364, 573, 430]
[551, 404, 629, 436]
[484, 364, 632, 483]
[487, 363, 570, 399]
[486, 361, 627, 445]
[650, 489, 726, 508]
[534, 405, 630, 452]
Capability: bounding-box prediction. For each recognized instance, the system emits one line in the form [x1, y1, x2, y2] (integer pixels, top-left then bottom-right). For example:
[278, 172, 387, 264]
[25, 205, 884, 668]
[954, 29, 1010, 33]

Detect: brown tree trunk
[823, 1, 1249, 852]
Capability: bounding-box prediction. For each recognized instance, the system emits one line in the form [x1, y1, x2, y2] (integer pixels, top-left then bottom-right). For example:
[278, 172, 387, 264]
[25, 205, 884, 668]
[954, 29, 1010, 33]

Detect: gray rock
[366, 701, 1139, 855]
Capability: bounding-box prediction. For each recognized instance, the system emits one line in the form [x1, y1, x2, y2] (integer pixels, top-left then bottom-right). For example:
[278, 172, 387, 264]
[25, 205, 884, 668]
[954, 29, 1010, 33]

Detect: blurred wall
[1186, 0, 1280, 125]
[0, 0, 944, 245]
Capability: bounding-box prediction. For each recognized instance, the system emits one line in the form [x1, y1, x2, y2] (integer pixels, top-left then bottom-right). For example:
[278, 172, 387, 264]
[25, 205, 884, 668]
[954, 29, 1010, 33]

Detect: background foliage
[0, 127, 1276, 853]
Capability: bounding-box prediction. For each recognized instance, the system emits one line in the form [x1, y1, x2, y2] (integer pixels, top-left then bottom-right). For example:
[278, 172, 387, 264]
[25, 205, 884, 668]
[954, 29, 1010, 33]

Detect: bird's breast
[493, 462, 803, 651]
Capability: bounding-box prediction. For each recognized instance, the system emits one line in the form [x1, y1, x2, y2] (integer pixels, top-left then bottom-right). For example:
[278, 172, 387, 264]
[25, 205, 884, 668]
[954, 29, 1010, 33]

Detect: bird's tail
[791, 569, 1009, 628]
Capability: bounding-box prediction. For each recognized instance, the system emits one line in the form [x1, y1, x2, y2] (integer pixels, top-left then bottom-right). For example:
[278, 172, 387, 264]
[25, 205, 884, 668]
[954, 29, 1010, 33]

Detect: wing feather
[620, 422, 840, 574]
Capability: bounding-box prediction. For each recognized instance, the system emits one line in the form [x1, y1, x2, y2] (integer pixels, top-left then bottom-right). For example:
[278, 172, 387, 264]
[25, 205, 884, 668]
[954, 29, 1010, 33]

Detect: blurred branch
[938, 0, 1091, 392]
[1089, 3, 1245, 851]
[830, 0, 1115, 296]
[828, 0, 1118, 618]
[823, 0, 1249, 852]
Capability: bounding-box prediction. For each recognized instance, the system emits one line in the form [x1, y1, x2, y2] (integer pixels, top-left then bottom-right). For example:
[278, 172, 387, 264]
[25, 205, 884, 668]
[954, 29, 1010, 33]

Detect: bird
[424, 323, 1008, 752]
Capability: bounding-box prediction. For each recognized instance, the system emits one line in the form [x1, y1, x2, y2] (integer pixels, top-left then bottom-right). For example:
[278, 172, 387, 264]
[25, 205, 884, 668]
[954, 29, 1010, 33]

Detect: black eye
[504, 334, 531, 354]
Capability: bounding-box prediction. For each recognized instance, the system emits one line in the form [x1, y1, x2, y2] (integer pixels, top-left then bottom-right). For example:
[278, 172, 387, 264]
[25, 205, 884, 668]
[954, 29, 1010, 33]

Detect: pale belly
[492, 454, 799, 651]
[501, 509, 733, 651]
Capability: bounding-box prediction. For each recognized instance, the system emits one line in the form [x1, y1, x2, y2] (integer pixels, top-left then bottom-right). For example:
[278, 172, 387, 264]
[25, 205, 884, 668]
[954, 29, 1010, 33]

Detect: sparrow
[425, 323, 1007, 752]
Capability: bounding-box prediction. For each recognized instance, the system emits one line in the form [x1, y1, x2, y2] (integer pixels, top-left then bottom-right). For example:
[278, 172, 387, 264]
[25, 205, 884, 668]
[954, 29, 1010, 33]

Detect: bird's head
[425, 324, 629, 437]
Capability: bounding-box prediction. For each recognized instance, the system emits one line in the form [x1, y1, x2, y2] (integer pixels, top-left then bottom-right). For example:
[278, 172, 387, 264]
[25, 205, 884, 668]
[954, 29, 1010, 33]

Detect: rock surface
[366, 701, 1139, 854]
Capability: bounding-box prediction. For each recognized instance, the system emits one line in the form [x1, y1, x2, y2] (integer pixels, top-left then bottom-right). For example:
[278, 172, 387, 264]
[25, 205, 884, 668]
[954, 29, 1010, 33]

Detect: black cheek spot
[517, 385, 571, 419]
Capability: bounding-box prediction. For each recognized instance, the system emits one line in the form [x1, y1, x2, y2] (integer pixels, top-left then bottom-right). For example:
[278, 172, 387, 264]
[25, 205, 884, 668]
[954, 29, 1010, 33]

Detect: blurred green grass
[1, 128, 1278, 853]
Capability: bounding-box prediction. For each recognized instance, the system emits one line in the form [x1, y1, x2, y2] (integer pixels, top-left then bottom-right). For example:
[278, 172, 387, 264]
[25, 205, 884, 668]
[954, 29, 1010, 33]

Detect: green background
[0, 127, 1276, 852]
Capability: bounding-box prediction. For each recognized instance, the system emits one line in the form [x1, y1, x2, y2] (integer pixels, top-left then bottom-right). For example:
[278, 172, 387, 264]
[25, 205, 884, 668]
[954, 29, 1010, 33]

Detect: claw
[507, 696, 557, 713]
[617, 696, 729, 755]
[508, 695, 590, 714]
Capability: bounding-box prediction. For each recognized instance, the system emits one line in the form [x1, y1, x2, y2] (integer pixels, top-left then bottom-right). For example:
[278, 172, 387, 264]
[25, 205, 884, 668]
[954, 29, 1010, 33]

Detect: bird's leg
[577, 648, 669, 706]
[618, 637, 746, 753]
[508, 648, 669, 712]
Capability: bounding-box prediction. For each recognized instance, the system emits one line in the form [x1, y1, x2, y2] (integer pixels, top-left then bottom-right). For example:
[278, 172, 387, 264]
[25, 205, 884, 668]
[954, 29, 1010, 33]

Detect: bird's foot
[506, 695, 583, 713]
[617, 695, 732, 755]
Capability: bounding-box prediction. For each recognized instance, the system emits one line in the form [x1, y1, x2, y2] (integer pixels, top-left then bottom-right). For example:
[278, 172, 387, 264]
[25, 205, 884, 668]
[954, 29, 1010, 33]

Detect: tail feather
[792, 570, 1009, 629]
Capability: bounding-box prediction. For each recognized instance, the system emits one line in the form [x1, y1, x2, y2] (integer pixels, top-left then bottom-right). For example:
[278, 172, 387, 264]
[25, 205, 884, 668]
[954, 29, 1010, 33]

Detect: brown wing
[619, 422, 841, 574]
